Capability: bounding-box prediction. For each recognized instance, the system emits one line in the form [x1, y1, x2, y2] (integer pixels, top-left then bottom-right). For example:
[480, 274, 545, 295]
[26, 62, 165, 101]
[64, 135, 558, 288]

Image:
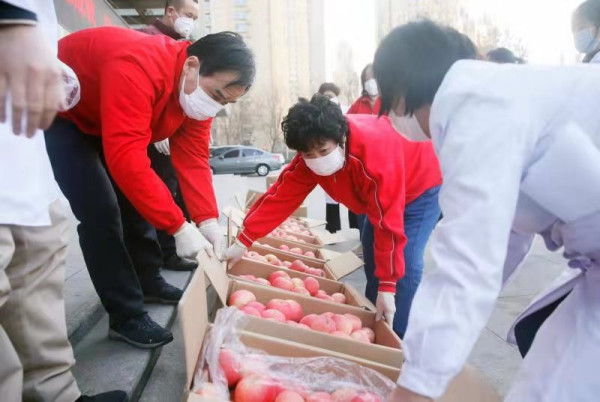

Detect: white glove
[375, 292, 396, 326]
[198, 218, 225, 259]
[173, 222, 213, 259]
[153, 138, 170, 155]
[559, 211, 600, 269]
[221, 239, 247, 267]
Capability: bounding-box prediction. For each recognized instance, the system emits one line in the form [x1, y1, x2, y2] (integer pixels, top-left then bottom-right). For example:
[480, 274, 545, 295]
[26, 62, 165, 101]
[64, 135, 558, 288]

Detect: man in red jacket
[45, 27, 255, 348]
[136, 0, 201, 274]
[223, 95, 441, 336]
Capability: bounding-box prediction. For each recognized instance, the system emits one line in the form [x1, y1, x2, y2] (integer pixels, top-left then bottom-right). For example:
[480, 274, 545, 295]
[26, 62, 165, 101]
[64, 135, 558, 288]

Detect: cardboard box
[255, 237, 364, 280]
[241, 190, 308, 218]
[228, 257, 375, 311]
[180, 264, 499, 402]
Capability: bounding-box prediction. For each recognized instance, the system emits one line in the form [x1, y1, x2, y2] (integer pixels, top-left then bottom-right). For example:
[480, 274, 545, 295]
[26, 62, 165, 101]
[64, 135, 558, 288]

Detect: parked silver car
[209, 146, 282, 176]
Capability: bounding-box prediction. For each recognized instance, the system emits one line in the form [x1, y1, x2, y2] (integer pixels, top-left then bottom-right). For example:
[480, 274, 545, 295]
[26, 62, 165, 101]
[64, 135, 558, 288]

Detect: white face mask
[364, 79, 378, 97]
[179, 74, 224, 120]
[303, 146, 345, 176]
[173, 13, 196, 38]
[329, 96, 340, 105]
[574, 27, 600, 54]
[389, 111, 428, 142]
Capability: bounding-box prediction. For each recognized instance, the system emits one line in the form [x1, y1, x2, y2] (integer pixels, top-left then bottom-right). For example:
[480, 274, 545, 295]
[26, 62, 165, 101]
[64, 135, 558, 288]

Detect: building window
[235, 23, 248, 33]
[235, 11, 247, 20]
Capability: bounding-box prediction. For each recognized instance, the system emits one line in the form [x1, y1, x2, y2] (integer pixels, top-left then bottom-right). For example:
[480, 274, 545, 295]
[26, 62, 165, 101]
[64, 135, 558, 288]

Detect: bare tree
[212, 99, 253, 146]
[260, 93, 287, 152]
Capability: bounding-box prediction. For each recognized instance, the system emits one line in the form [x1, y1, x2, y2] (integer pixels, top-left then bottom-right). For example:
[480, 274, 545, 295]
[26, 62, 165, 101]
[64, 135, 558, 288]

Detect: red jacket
[58, 27, 217, 234]
[238, 115, 442, 293]
[347, 95, 381, 115]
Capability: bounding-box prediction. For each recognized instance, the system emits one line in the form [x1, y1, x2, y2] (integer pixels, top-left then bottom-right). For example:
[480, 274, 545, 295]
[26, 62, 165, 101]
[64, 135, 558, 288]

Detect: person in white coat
[572, 0, 600, 64]
[373, 21, 600, 401]
[0, 1, 125, 401]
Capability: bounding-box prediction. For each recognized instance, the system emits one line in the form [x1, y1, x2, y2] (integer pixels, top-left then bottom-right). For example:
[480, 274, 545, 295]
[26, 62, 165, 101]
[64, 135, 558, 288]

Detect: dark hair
[281, 94, 348, 152]
[373, 20, 477, 116]
[487, 47, 524, 64]
[360, 63, 373, 97]
[318, 82, 341, 96]
[574, 0, 600, 62]
[164, 0, 198, 12]
[187, 31, 256, 88]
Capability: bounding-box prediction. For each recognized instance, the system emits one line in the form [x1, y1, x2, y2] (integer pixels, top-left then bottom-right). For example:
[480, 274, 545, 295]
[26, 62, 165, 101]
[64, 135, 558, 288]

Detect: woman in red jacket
[223, 95, 442, 336]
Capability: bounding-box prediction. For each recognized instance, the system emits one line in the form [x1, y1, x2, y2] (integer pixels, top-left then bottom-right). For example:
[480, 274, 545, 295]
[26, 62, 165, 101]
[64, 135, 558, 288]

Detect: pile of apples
[213, 347, 382, 401]
[274, 244, 317, 259]
[228, 290, 375, 344]
[237, 270, 346, 303]
[242, 251, 324, 277]
[278, 221, 313, 236]
[270, 229, 309, 244]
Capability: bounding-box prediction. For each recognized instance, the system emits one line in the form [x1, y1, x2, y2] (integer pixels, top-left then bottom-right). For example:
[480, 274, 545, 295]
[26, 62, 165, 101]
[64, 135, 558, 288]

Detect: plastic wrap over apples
[192, 307, 394, 401]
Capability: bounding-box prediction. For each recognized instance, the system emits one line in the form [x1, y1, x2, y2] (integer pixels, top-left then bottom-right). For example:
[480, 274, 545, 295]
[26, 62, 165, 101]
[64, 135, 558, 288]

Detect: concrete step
[72, 269, 193, 401]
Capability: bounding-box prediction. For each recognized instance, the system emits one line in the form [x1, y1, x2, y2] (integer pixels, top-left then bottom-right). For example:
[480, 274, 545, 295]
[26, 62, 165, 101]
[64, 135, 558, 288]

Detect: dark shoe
[142, 273, 183, 305]
[108, 314, 173, 349]
[163, 254, 198, 271]
[76, 390, 128, 401]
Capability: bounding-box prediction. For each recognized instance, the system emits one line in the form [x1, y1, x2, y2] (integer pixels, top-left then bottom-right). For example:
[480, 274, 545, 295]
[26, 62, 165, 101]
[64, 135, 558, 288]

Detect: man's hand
[221, 240, 247, 268]
[173, 221, 213, 259]
[198, 218, 225, 259]
[153, 138, 170, 155]
[387, 386, 433, 402]
[0, 24, 63, 137]
[376, 291, 396, 326]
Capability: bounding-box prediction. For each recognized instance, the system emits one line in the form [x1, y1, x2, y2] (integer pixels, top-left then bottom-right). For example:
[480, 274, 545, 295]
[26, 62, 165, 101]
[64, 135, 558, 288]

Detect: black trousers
[147, 146, 190, 260]
[45, 117, 164, 325]
[325, 203, 341, 233]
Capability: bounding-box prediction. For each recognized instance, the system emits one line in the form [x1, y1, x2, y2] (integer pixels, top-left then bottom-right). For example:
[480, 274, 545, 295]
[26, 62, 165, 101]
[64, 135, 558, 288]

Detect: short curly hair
[281, 95, 348, 153]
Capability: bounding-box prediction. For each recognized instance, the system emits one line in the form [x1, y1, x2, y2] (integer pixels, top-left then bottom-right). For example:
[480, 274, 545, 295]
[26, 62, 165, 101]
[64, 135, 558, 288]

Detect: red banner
[54, 0, 127, 32]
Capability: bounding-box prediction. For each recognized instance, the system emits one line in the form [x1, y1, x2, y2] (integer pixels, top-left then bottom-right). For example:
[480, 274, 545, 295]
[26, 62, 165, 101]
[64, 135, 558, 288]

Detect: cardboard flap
[245, 190, 264, 208]
[222, 206, 245, 228]
[177, 267, 209, 391]
[310, 228, 347, 245]
[234, 193, 245, 210]
[318, 248, 342, 260]
[198, 250, 229, 304]
[438, 365, 500, 402]
[324, 251, 365, 280]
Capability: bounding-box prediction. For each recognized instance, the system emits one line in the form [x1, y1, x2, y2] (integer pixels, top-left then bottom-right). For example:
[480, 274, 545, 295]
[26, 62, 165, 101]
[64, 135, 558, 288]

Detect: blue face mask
[574, 27, 600, 54]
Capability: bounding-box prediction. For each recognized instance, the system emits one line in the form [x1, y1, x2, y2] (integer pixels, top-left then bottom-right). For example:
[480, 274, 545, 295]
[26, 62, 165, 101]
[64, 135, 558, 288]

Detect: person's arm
[237, 156, 317, 246]
[169, 118, 218, 225]
[396, 95, 533, 399]
[99, 60, 185, 234]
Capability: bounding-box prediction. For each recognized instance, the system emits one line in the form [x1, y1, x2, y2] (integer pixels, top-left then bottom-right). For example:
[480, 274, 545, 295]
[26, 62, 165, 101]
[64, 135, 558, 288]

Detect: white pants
[505, 269, 600, 401]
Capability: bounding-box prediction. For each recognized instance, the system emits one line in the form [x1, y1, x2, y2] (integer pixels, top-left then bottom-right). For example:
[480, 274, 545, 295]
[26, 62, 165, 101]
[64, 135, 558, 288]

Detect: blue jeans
[363, 186, 441, 338]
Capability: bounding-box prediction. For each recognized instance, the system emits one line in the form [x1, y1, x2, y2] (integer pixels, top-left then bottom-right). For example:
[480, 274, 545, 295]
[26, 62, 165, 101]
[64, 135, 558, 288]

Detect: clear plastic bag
[58, 61, 80, 111]
[192, 307, 394, 401]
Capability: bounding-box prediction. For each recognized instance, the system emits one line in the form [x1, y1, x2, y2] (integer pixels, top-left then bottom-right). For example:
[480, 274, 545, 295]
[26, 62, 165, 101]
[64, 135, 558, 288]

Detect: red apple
[315, 293, 334, 302]
[285, 299, 303, 322]
[261, 309, 286, 322]
[268, 271, 290, 284]
[331, 293, 346, 304]
[272, 277, 294, 291]
[246, 301, 266, 313]
[332, 314, 353, 335]
[289, 260, 306, 273]
[331, 331, 353, 340]
[291, 278, 305, 288]
[229, 290, 256, 308]
[307, 268, 325, 277]
[350, 331, 371, 344]
[233, 375, 280, 402]
[239, 274, 256, 281]
[344, 314, 362, 332]
[351, 392, 381, 402]
[310, 315, 336, 333]
[266, 299, 303, 322]
[286, 320, 298, 326]
[278, 244, 290, 251]
[292, 287, 311, 296]
[304, 251, 316, 258]
[264, 254, 280, 264]
[306, 392, 334, 402]
[282, 261, 292, 267]
[355, 328, 375, 343]
[290, 247, 303, 255]
[240, 306, 262, 317]
[219, 348, 242, 386]
[299, 314, 319, 327]
[297, 323, 311, 331]
[331, 388, 359, 402]
[275, 390, 305, 402]
[303, 277, 320, 296]
[321, 312, 334, 319]
[255, 278, 272, 287]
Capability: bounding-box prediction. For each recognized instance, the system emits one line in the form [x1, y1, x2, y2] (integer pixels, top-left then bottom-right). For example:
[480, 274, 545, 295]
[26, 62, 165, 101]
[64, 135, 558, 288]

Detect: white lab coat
[0, 1, 60, 226]
[397, 60, 600, 401]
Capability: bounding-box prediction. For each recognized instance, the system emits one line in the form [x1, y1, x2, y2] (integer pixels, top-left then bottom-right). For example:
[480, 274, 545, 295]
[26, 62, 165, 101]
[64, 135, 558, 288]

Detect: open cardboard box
[241, 190, 308, 218]
[228, 257, 376, 311]
[181, 261, 499, 402]
[256, 237, 364, 281]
